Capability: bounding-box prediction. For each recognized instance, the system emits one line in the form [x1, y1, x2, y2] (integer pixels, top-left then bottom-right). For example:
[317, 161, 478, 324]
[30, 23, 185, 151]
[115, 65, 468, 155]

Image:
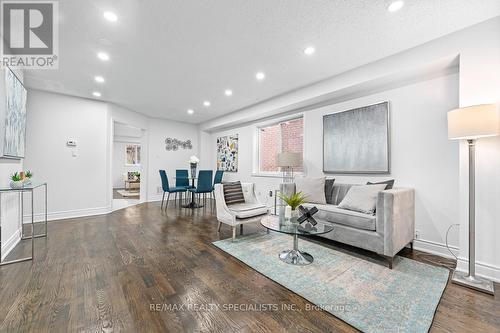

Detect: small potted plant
[278, 191, 307, 220]
[10, 172, 24, 189]
[189, 155, 200, 178]
[24, 170, 33, 185]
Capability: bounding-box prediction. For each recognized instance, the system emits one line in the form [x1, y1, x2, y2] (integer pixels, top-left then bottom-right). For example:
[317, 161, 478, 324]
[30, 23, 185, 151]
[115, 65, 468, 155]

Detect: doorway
[112, 122, 144, 210]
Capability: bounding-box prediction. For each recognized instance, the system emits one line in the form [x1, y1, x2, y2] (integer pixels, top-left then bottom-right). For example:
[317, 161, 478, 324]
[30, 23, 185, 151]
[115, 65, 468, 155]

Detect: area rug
[117, 190, 140, 197]
[213, 232, 449, 333]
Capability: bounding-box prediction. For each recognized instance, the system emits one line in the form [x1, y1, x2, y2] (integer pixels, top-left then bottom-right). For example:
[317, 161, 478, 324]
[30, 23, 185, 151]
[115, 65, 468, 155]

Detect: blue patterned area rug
[213, 232, 449, 333]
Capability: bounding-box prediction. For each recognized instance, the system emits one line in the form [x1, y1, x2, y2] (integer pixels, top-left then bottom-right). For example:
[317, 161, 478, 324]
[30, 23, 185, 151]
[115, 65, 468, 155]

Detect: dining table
[176, 176, 204, 209]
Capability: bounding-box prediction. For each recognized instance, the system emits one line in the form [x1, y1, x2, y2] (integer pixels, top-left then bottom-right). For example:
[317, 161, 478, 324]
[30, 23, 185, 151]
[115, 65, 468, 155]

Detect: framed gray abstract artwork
[2, 68, 27, 159]
[216, 134, 238, 172]
[323, 101, 390, 174]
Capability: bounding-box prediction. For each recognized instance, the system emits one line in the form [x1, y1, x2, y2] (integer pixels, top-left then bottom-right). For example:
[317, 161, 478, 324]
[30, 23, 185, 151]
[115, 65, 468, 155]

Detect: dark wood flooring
[0, 202, 499, 332]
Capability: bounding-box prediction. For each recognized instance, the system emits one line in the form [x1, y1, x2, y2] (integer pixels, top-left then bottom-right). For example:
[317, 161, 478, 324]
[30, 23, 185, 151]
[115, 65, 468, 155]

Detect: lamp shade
[277, 152, 302, 167]
[448, 104, 500, 140]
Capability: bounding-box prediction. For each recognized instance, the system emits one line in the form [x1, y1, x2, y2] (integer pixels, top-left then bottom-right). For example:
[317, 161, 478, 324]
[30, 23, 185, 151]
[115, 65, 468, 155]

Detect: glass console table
[0, 182, 48, 266]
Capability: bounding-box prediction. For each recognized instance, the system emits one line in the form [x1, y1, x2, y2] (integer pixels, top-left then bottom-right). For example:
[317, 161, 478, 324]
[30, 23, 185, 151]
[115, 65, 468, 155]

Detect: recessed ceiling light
[97, 52, 110, 61]
[103, 11, 118, 22]
[187, 109, 194, 115]
[92, 92, 101, 97]
[224, 89, 233, 96]
[94, 76, 105, 83]
[388, 1, 404, 12]
[256, 72, 265, 80]
[304, 46, 315, 55]
[203, 101, 211, 107]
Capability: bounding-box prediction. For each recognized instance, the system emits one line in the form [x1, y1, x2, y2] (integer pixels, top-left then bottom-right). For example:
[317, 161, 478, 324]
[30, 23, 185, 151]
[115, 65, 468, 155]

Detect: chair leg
[410, 241, 414, 252]
[174, 193, 177, 206]
[240, 224, 243, 235]
[232, 226, 236, 241]
[166, 193, 170, 210]
[387, 256, 394, 269]
[217, 221, 222, 232]
[161, 192, 165, 210]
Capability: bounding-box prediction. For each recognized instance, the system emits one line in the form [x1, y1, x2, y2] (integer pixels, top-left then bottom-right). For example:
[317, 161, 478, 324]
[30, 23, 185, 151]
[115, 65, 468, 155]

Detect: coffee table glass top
[260, 214, 333, 236]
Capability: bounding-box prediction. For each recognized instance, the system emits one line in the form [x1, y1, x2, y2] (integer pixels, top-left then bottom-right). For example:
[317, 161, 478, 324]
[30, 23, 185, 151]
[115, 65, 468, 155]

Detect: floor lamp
[277, 152, 302, 183]
[447, 104, 499, 295]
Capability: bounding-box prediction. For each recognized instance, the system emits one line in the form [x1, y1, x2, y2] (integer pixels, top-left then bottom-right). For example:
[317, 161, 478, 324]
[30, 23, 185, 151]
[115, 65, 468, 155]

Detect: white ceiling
[24, 0, 500, 124]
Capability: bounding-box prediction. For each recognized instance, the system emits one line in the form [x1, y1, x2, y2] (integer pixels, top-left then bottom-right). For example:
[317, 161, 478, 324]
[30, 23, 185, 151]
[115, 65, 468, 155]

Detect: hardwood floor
[0, 202, 498, 332]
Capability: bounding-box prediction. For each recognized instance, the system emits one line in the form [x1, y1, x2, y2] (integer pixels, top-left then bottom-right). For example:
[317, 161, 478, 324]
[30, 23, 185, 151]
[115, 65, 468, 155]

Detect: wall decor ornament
[323, 101, 390, 174]
[217, 134, 238, 172]
[165, 138, 192, 151]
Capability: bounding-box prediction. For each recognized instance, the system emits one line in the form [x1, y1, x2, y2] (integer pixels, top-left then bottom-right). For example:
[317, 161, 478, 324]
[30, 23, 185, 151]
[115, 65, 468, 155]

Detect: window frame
[125, 143, 141, 166]
[256, 116, 304, 175]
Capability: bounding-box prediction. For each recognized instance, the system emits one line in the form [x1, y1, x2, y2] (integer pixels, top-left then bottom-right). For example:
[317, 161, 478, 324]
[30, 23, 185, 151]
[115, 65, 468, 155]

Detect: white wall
[0, 68, 24, 260]
[24, 90, 109, 220]
[147, 118, 199, 200]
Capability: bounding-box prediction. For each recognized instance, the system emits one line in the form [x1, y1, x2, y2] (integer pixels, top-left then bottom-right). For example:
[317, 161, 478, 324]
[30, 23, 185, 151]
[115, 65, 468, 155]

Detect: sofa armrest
[376, 188, 415, 257]
[214, 184, 237, 226]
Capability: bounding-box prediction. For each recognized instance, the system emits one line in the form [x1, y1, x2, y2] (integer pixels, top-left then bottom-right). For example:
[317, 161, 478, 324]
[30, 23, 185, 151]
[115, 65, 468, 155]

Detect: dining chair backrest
[213, 170, 224, 186]
[176, 169, 189, 187]
[197, 170, 213, 192]
[159, 170, 170, 192]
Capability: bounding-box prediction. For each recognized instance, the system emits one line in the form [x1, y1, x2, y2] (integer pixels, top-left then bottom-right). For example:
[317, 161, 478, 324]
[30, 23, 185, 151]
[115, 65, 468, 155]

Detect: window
[258, 117, 303, 173]
[126, 144, 141, 165]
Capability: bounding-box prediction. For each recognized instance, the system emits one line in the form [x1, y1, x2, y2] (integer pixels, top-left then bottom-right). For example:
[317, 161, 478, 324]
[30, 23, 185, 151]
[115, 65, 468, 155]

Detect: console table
[0, 182, 48, 266]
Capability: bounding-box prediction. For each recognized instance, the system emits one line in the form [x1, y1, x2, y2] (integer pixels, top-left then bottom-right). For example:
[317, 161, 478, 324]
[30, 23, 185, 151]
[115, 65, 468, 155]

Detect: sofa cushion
[295, 177, 326, 204]
[338, 184, 387, 214]
[229, 203, 268, 219]
[367, 179, 394, 190]
[302, 203, 376, 231]
[325, 178, 336, 204]
[331, 183, 355, 205]
[223, 181, 245, 205]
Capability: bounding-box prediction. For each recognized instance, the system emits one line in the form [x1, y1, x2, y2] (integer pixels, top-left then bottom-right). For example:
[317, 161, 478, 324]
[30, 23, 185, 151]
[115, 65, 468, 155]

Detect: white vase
[10, 180, 24, 189]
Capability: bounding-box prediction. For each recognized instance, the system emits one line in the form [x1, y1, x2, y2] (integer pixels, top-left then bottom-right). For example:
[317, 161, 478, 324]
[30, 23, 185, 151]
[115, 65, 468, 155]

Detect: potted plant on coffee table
[278, 191, 307, 220]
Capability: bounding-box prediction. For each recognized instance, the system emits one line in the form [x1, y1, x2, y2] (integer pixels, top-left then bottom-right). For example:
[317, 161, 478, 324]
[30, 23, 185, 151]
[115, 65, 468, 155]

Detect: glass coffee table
[260, 214, 334, 266]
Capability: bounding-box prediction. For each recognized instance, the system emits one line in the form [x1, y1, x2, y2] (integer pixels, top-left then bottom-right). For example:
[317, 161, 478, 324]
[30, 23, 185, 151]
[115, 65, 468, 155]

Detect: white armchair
[214, 183, 269, 241]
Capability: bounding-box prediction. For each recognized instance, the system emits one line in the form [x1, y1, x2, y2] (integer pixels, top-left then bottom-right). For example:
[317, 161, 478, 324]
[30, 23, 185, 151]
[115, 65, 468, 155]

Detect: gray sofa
[280, 182, 415, 268]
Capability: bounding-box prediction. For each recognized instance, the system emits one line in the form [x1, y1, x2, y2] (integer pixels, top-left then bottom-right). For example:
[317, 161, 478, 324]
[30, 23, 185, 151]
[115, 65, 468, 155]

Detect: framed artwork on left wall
[0, 67, 28, 159]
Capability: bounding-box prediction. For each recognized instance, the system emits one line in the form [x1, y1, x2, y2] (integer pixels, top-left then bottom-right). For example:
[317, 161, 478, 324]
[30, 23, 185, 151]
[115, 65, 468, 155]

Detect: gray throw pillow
[295, 177, 326, 204]
[337, 184, 387, 214]
[367, 179, 394, 190]
[325, 178, 336, 204]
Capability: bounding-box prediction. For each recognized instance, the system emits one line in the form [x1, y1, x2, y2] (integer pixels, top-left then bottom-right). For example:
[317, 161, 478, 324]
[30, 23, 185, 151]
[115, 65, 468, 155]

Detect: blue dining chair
[176, 169, 193, 204]
[159, 170, 187, 210]
[188, 170, 213, 207]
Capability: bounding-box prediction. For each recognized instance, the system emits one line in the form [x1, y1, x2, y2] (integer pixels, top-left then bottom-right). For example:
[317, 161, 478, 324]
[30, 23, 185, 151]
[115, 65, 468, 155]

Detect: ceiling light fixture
[203, 101, 211, 107]
[103, 11, 118, 22]
[94, 76, 105, 83]
[388, 1, 404, 12]
[224, 89, 233, 96]
[304, 46, 315, 55]
[97, 52, 110, 61]
[187, 109, 194, 115]
[92, 92, 102, 97]
[256, 72, 265, 80]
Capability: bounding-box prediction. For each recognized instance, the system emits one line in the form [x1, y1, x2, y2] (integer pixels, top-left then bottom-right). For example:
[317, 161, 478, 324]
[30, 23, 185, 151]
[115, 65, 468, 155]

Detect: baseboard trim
[23, 206, 110, 223]
[412, 238, 460, 259]
[1, 230, 21, 261]
[456, 257, 500, 283]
